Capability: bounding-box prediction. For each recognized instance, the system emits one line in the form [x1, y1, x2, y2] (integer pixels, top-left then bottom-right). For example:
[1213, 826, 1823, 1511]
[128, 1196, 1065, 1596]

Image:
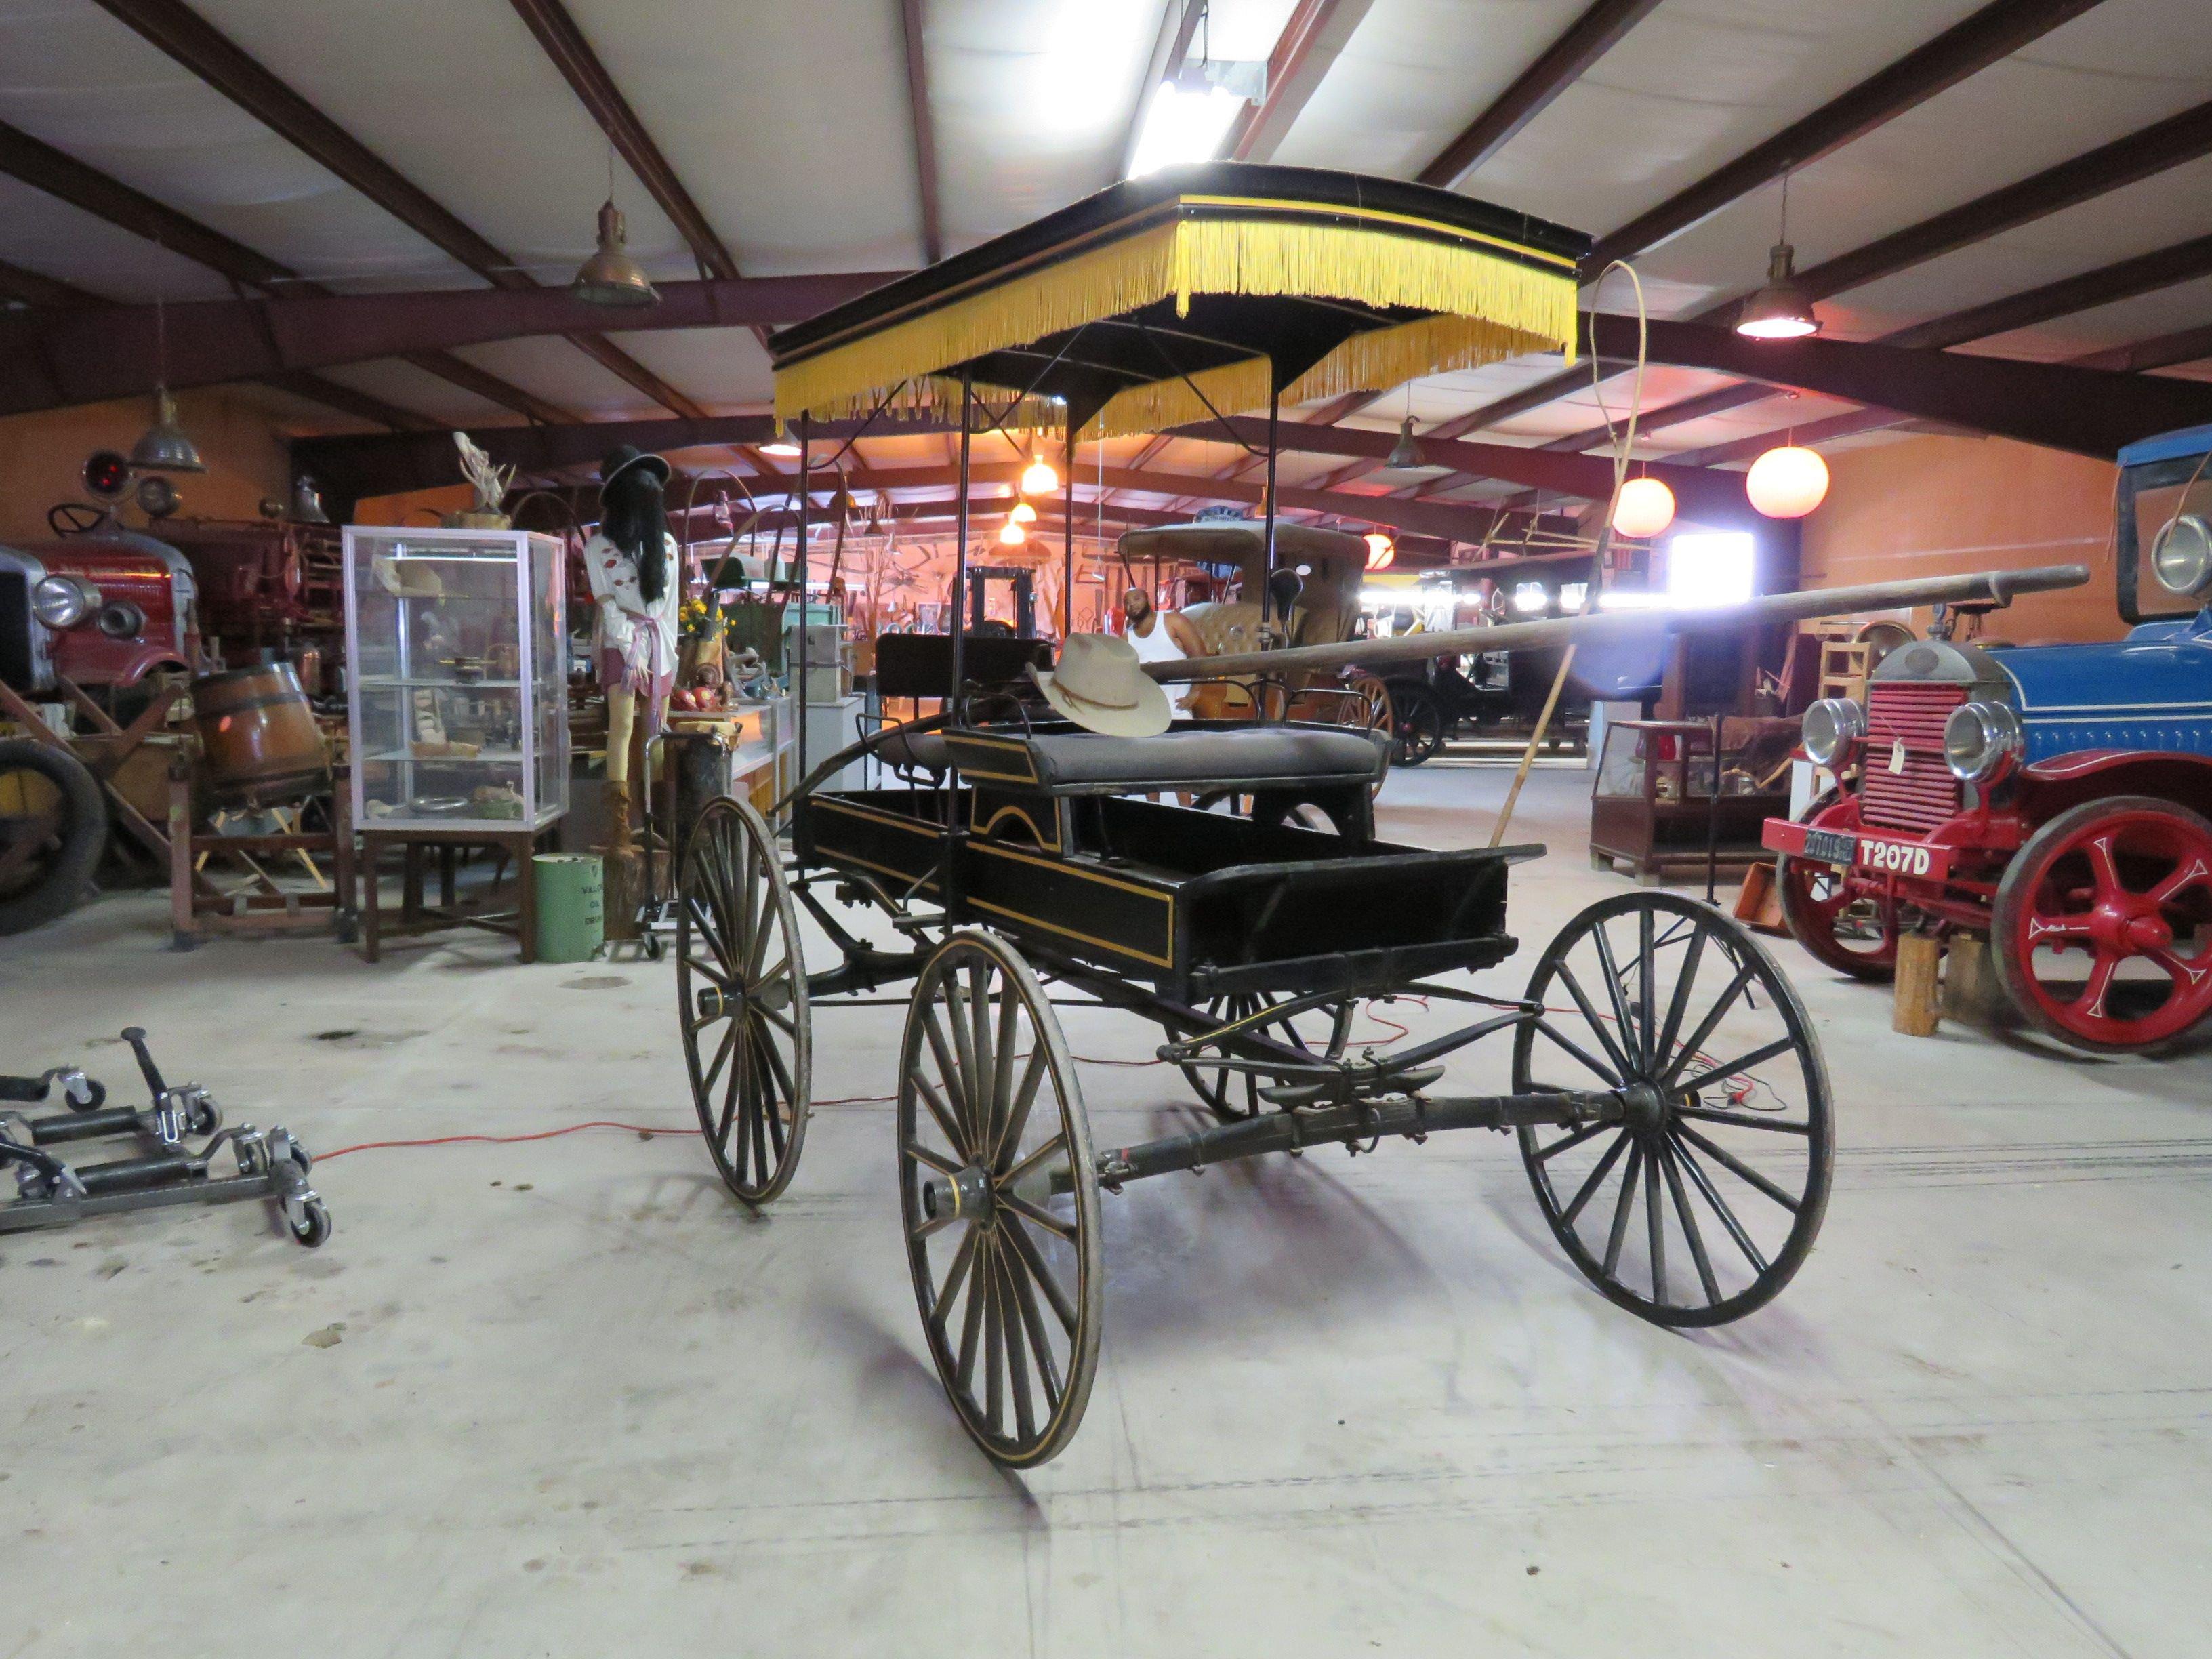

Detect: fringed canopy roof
[769, 163, 1589, 442]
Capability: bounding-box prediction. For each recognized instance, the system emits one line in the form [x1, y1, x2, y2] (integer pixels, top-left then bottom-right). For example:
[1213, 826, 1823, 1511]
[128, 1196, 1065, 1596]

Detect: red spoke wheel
[1992, 796, 2212, 1053]
[1775, 793, 1900, 982]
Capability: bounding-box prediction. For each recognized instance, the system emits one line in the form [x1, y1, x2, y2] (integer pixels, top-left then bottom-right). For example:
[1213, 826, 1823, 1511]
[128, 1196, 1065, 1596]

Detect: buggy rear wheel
[1385, 682, 1445, 766]
[677, 798, 811, 1204]
[899, 930, 1101, 1467]
[1178, 992, 1354, 1121]
[1512, 893, 1831, 1327]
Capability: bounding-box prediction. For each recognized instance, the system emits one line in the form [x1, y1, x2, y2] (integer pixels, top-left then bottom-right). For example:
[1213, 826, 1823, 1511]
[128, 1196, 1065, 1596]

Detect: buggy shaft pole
[1091, 1088, 1623, 1187]
[1141, 562, 2090, 682]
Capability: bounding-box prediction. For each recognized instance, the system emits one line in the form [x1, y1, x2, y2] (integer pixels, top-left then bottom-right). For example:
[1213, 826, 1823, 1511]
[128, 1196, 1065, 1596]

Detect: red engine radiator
[1858, 682, 1965, 833]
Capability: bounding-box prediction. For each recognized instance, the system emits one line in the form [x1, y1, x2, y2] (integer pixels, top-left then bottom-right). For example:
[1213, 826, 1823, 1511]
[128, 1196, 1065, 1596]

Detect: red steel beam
[0, 272, 899, 417]
[1223, 0, 1370, 163]
[1416, 0, 1663, 188]
[0, 118, 562, 427]
[504, 0, 736, 281]
[91, 0, 703, 419]
[899, 0, 945, 264]
[1338, 0, 2114, 464]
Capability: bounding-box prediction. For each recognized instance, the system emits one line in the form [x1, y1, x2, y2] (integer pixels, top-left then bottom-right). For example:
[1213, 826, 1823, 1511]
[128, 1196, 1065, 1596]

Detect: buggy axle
[1092, 1088, 1624, 1189]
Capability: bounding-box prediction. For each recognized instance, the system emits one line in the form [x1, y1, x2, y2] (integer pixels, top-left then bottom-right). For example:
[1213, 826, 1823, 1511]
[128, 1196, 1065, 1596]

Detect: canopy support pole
[951, 372, 972, 710]
[1062, 417, 1076, 638]
[795, 413, 811, 805]
[1261, 369, 1281, 629]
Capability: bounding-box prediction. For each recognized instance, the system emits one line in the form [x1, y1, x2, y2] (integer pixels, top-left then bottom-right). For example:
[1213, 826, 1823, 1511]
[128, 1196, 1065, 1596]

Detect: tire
[1775, 792, 1900, 983]
[1512, 892, 1832, 1326]
[289, 1199, 333, 1248]
[1991, 796, 2212, 1054]
[0, 739, 107, 936]
[1384, 682, 1445, 766]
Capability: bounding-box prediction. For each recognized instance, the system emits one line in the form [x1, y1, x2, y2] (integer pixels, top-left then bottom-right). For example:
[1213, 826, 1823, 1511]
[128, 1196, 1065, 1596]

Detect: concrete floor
[4, 760, 2208, 1657]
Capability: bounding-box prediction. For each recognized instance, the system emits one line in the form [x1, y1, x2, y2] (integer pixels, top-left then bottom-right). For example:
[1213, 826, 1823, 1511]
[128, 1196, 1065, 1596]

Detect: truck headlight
[2151, 513, 2212, 597]
[1801, 697, 1866, 767]
[31, 573, 98, 629]
[1943, 700, 2023, 784]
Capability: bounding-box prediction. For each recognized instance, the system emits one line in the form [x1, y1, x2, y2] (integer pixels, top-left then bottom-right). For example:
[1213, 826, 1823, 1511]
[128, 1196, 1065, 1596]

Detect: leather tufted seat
[947, 723, 1387, 795]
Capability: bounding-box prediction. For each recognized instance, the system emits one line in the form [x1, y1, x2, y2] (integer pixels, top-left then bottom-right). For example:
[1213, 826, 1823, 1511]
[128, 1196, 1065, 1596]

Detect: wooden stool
[358, 822, 561, 964]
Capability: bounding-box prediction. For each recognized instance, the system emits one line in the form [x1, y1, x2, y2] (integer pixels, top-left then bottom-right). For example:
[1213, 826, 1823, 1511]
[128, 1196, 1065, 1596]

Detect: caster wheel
[289, 1199, 333, 1248]
[186, 1099, 222, 1136]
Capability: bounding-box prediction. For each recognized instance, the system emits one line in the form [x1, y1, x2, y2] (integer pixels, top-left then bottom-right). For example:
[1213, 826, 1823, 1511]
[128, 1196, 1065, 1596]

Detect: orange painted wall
[0, 388, 294, 545]
[1798, 432, 2121, 644]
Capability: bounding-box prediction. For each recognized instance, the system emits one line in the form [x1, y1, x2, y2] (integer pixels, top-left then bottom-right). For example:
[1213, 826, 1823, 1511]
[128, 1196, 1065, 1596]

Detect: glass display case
[342, 527, 568, 832]
[1588, 717, 1796, 883]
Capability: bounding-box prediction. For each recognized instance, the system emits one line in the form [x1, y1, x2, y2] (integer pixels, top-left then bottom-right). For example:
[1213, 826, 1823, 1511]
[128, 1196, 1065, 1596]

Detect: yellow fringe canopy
[771, 174, 1585, 442]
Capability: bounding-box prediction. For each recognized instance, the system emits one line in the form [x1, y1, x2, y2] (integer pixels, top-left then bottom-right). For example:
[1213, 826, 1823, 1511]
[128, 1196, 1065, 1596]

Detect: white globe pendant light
[1746, 445, 1830, 518]
[1610, 476, 1676, 539]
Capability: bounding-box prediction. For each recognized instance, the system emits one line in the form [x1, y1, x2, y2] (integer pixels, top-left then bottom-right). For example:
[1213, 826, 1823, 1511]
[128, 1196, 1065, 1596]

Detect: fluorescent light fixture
[1128, 78, 1247, 178]
[760, 440, 802, 458]
[1559, 582, 1589, 611]
[1666, 531, 1757, 609]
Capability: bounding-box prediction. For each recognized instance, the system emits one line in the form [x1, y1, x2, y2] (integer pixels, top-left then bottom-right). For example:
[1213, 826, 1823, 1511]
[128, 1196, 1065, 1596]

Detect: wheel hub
[921, 1164, 995, 1226]
[1620, 1081, 1669, 1133]
[2087, 899, 2172, 958]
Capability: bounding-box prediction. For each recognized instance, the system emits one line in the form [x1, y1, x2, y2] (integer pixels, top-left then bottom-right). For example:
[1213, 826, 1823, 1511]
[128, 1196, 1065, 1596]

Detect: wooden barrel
[192, 664, 329, 806]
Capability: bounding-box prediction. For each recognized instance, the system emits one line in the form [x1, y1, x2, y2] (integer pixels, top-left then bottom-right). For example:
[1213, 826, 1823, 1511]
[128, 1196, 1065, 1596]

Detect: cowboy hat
[1032, 632, 1172, 737]
[599, 445, 671, 489]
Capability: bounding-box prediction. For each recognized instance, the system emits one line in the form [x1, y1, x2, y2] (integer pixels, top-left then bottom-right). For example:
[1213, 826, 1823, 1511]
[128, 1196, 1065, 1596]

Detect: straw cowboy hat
[1033, 632, 1173, 737]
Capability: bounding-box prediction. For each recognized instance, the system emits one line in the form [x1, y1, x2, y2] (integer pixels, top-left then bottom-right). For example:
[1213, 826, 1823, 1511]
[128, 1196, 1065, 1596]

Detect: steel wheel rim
[898, 930, 1101, 1467]
[1996, 801, 2212, 1051]
[677, 798, 811, 1204]
[1178, 992, 1354, 1121]
[1512, 893, 1832, 1327]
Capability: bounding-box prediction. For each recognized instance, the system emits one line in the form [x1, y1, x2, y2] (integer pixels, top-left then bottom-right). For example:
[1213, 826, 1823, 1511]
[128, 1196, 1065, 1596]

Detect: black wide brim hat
[600, 444, 671, 489]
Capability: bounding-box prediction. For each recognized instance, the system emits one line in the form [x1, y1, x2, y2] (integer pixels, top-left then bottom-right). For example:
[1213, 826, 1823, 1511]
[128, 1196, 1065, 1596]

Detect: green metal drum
[533, 853, 605, 963]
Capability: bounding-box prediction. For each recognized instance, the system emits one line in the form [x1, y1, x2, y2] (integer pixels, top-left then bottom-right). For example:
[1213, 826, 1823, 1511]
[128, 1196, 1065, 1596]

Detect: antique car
[1765, 421, 2212, 1052]
[0, 528, 202, 701]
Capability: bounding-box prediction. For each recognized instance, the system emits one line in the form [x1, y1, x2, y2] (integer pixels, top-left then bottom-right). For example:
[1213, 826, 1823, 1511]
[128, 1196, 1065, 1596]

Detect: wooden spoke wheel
[676, 798, 811, 1204]
[1777, 796, 1899, 982]
[1992, 796, 2212, 1053]
[1178, 992, 1354, 1121]
[1512, 893, 1832, 1327]
[1385, 682, 1446, 766]
[898, 930, 1102, 1467]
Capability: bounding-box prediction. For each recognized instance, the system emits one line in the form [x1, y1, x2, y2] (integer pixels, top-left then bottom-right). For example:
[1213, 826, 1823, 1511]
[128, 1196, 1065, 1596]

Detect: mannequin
[586, 446, 681, 930]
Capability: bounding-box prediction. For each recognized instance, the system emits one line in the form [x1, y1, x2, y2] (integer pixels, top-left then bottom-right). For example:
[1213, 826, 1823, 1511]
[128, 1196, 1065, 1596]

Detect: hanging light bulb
[760, 438, 802, 458]
[1364, 531, 1395, 571]
[1020, 450, 1059, 495]
[1746, 444, 1830, 517]
[1735, 175, 1820, 340]
[1387, 417, 1421, 470]
[1611, 477, 1676, 539]
[1010, 499, 1038, 524]
[998, 519, 1027, 547]
[573, 199, 661, 307]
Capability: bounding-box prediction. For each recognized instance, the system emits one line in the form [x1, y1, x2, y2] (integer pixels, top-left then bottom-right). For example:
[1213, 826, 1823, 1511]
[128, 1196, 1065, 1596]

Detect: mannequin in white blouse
[586, 448, 682, 819]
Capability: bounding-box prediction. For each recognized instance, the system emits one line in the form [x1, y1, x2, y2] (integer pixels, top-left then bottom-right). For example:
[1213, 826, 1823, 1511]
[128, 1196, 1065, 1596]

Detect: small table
[358, 821, 562, 963]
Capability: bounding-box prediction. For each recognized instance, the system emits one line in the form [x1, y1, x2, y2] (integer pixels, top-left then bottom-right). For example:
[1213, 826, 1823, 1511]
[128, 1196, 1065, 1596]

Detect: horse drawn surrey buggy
[668, 164, 2089, 1465]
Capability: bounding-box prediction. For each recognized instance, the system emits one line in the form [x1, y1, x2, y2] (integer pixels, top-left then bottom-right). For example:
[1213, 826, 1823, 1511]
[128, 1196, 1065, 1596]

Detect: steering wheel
[47, 502, 110, 537]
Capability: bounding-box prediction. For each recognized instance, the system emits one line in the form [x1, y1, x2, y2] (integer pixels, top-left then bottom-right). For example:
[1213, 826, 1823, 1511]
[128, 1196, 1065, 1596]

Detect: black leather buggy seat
[933, 721, 1388, 794]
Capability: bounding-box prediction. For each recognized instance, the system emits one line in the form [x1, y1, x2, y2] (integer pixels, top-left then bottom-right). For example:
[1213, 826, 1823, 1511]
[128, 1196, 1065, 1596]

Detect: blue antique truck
[1765, 422, 2212, 1052]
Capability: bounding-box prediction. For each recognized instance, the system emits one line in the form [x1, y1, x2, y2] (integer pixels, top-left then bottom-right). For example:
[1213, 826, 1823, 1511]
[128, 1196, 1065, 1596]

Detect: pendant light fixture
[131, 279, 205, 474]
[1010, 499, 1038, 524]
[1363, 531, 1395, 571]
[1386, 382, 1421, 469]
[1610, 476, 1676, 539]
[572, 141, 661, 308]
[1735, 174, 1820, 341]
[1746, 442, 1830, 518]
[1020, 447, 1059, 496]
[998, 518, 1027, 547]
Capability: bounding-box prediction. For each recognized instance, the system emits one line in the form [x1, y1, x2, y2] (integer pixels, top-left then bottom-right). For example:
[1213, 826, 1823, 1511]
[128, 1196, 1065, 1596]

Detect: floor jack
[1, 1028, 332, 1247]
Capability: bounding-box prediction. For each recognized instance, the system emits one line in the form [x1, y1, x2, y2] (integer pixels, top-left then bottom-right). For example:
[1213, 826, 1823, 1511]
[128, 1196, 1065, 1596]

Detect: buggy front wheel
[677, 798, 811, 1204]
[1511, 893, 1831, 1327]
[898, 930, 1102, 1467]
